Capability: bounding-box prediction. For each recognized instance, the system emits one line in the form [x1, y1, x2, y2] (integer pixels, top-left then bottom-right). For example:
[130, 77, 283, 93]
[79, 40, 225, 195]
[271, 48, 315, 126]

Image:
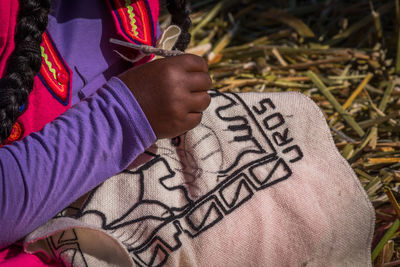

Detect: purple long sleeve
[0, 77, 156, 248]
[0, 0, 157, 248]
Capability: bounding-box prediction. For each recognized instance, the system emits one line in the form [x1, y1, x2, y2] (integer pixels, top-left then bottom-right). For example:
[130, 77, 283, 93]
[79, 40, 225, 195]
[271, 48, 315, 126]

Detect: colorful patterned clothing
[0, 0, 159, 264]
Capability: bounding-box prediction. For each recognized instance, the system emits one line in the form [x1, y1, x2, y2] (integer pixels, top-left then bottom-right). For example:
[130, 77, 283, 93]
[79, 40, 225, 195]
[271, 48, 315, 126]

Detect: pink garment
[0, 0, 46, 264]
[0, 245, 61, 267]
[0, 1, 72, 147]
[15, 31, 73, 142]
[0, 0, 18, 77]
[0, 0, 160, 265]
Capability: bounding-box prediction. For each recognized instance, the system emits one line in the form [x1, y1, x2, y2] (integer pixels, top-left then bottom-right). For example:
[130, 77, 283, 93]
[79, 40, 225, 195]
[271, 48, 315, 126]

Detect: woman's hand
[119, 54, 212, 139]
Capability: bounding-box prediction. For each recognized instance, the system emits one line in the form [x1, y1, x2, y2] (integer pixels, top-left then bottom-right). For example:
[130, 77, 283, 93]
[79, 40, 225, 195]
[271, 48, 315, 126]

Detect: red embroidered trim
[106, 0, 156, 46]
[38, 30, 72, 106]
[1, 121, 24, 147]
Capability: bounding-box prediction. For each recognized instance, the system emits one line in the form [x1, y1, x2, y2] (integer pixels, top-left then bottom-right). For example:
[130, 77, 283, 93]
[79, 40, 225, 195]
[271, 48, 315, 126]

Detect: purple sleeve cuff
[0, 77, 156, 248]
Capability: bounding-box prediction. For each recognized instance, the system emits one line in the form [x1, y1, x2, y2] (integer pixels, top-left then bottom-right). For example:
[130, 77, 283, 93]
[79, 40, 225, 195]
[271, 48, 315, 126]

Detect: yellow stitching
[40, 46, 59, 84]
[125, 0, 139, 37]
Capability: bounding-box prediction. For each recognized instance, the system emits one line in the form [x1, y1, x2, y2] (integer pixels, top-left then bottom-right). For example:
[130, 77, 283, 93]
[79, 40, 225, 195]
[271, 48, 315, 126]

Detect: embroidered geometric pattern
[107, 0, 155, 46]
[125, 0, 139, 37]
[41, 46, 58, 83]
[38, 30, 71, 106]
[1, 121, 24, 147]
[8, 121, 23, 141]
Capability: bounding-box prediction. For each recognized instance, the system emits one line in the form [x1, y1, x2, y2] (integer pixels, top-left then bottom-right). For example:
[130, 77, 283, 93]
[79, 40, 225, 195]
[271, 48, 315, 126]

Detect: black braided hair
[166, 0, 192, 51]
[0, 0, 51, 142]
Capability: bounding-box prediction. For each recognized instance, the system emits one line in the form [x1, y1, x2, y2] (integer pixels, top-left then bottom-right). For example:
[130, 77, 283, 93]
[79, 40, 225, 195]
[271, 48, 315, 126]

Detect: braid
[0, 0, 51, 142]
[166, 0, 192, 51]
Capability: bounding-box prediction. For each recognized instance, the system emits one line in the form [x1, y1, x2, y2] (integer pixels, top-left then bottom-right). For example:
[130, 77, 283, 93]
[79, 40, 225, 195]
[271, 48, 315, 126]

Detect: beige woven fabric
[25, 91, 375, 267]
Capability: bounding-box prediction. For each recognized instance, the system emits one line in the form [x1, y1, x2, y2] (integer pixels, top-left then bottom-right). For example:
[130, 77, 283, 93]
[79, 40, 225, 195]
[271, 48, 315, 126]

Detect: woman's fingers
[188, 72, 213, 92]
[184, 112, 203, 132]
[188, 92, 211, 113]
[174, 54, 209, 72]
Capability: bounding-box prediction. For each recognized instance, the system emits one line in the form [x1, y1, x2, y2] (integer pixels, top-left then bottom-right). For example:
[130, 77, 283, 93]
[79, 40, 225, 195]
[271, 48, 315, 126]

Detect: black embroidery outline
[283, 145, 304, 163]
[218, 173, 254, 214]
[272, 128, 294, 147]
[248, 157, 292, 190]
[212, 91, 276, 174]
[73, 92, 304, 266]
[46, 229, 88, 267]
[263, 112, 286, 131]
[132, 222, 184, 266]
[183, 195, 224, 237]
[252, 98, 276, 114]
